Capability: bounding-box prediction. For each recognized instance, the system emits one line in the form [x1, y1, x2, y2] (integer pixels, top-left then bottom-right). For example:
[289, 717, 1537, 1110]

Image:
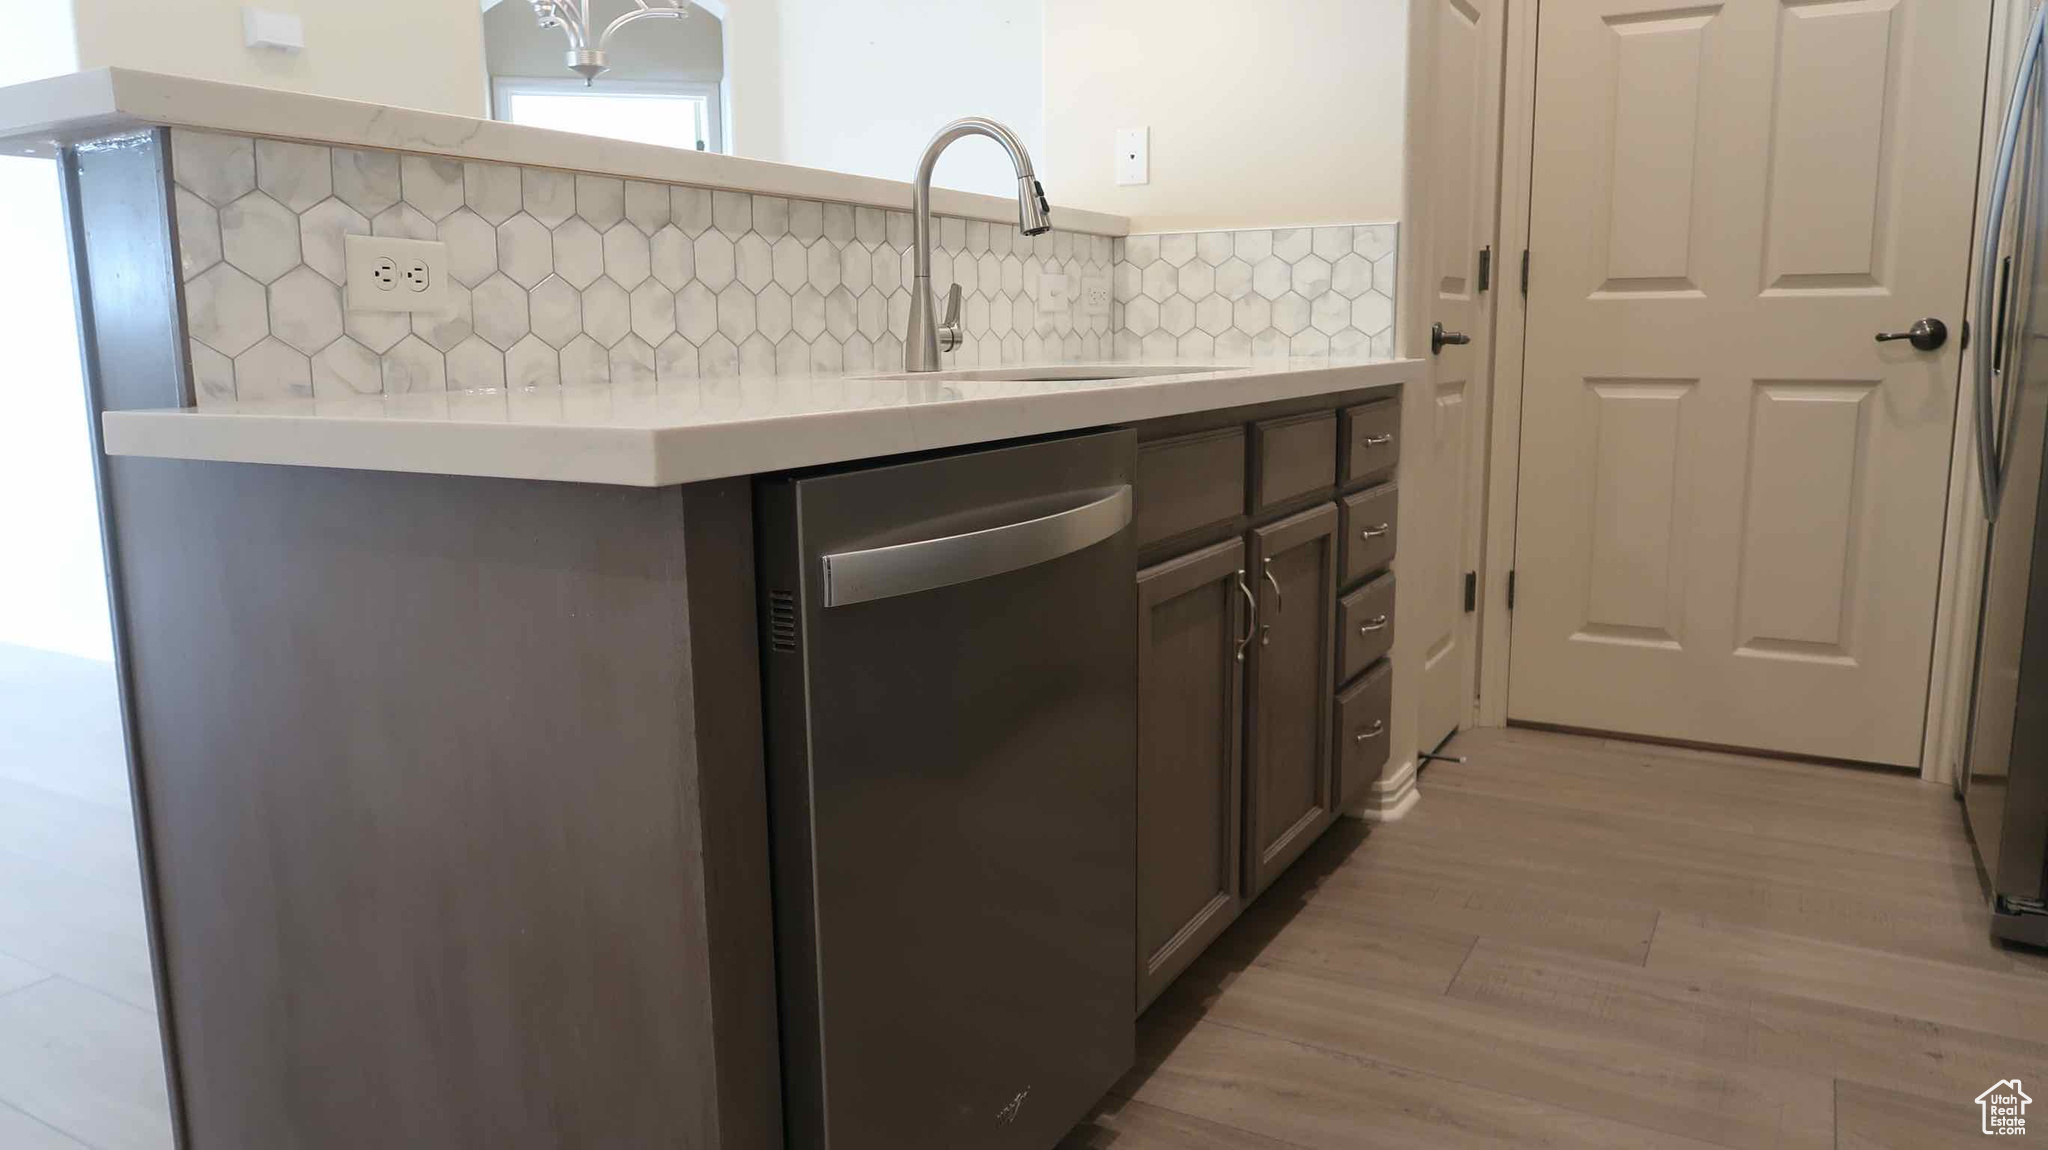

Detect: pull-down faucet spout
[906, 118, 1052, 372]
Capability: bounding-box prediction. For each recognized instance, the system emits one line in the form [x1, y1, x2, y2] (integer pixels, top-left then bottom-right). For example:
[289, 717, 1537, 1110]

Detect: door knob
[1874, 317, 1947, 352]
[1431, 322, 1471, 355]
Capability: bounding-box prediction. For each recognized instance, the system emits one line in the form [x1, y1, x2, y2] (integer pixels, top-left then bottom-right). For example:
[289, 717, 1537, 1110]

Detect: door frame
[1469, 0, 2011, 782]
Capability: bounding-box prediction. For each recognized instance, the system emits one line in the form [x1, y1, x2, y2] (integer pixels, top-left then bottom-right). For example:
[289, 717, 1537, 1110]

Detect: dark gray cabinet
[1246, 503, 1340, 896]
[1134, 539, 1248, 1011]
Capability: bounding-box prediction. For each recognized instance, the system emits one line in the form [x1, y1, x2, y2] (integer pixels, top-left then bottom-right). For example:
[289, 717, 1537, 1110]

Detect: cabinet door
[1135, 538, 1248, 1012]
[1246, 503, 1340, 896]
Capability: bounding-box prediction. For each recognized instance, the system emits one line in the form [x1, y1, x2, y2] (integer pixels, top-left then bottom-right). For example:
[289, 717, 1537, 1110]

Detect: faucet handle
[937, 283, 963, 352]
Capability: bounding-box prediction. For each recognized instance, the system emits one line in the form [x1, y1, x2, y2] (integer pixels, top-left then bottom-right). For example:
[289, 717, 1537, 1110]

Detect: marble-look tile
[1251, 328, 1291, 358]
[505, 334, 561, 390]
[791, 284, 826, 342]
[1180, 330, 1215, 358]
[1251, 257, 1291, 301]
[344, 307, 410, 354]
[700, 333, 739, 378]
[235, 336, 312, 399]
[739, 332, 776, 378]
[736, 233, 773, 293]
[672, 186, 712, 237]
[582, 277, 630, 347]
[695, 230, 736, 290]
[371, 203, 436, 241]
[751, 194, 790, 241]
[254, 138, 331, 212]
[1177, 260, 1215, 300]
[655, 333, 698, 385]
[1124, 296, 1158, 337]
[220, 191, 301, 283]
[1331, 252, 1373, 298]
[841, 243, 874, 297]
[858, 289, 887, 342]
[1159, 232, 1197, 267]
[885, 210, 912, 251]
[625, 180, 670, 233]
[603, 222, 652, 289]
[715, 281, 758, 344]
[1141, 330, 1176, 360]
[1214, 257, 1253, 301]
[1355, 223, 1397, 260]
[1234, 294, 1272, 334]
[381, 335, 446, 393]
[769, 236, 807, 294]
[1310, 291, 1349, 335]
[676, 281, 717, 344]
[464, 161, 523, 224]
[439, 208, 497, 287]
[711, 189, 751, 238]
[297, 197, 369, 284]
[1291, 328, 1331, 356]
[188, 339, 235, 400]
[311, 336, 382, 395]
[610, 334, 657, 387]
[809, 336, 844, 375]
[331, 147, 401, 217]
[789, 199, 824, 244]
[1271, 228, 1312, 262]
[1271, 292, 1311, 335]
[187, 263, 269, 356]
[472, 274, 531, 351]
[1331, 327, 1371, 357]
[575, 174, 625, 230]
[1215, 328, 1251, 360]
[446, 336, 506, 392]
[174, 187, 221, 280]
[529, 275, 583, 349]
[413, 281, 475, 352]
[172, 130, 256, 207]
[400, 154, 465, 221]
[560, 334, 610, 387]
[856, 206, 886, 248]
[1291, 255, 1333, 299]
[1140, 260, 1174, 303]
[1195, 231, 1233, 266]
[551, 217, 603, 289]
[1195, 295, 1233, 336]
[650, 225, 695, 290]
[522, 168, 576, 227]
[1160, 295, 1195, 337]
[1353, 292, 1394, 334]
[269, 266, 343, 354]
[825, 203, 857, 246]
[874, 246, 903, 295]
[493, 213, 549, 288]
[806, 241, 840, 294]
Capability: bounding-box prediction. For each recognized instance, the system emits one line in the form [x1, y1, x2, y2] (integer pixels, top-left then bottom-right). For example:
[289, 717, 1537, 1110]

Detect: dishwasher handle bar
[820, 484, 1132, 607]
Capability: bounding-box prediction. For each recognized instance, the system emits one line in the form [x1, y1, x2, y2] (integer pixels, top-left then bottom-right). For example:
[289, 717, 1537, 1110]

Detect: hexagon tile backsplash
[1111, 225, 1398, 362]
[167, 128, 1398, 405]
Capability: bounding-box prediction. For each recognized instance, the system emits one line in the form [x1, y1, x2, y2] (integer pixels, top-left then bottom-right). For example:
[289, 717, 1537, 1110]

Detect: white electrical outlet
[344, 235, 448, 313]
[1038, 272, 1071, 319]
[1115, 128, 1149, 186]
[1081, 275, 1111, 318]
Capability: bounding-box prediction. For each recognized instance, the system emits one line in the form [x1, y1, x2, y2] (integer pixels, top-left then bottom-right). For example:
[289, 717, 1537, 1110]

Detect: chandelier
[530, 0, 694, 84]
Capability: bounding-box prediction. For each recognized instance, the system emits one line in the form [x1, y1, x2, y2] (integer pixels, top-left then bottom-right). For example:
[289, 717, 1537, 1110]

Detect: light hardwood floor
[1065, 726, 2046, 1150]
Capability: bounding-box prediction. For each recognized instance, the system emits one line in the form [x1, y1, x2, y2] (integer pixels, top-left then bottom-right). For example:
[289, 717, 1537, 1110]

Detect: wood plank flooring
[1065, 727, 2048, 1149]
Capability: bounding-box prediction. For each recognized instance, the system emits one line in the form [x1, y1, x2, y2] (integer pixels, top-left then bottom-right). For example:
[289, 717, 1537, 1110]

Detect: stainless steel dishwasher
[756, 428, 1137, 1149]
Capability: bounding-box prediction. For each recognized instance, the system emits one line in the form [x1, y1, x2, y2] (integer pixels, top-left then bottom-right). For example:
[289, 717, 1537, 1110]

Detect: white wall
[1042, 0, 1408, 232]
[728, 0, 1045, 200]
[72, 0, 489, 117]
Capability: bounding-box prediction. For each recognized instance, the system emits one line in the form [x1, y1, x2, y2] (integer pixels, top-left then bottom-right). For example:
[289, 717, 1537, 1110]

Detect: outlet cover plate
[1081, 275, 1111, 317]
[344, 234, 448, 313]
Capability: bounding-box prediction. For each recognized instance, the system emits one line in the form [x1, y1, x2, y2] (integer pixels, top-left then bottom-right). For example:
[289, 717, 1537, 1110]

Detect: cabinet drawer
[1340, 481, 1398, 585]
[1340, 399, 1400, 484]
[1134, 428, 1247, 548]
[1336, 658, 1394, 811]
[1250, 411, 1337, 514]
[1338, 570, 1395, 684]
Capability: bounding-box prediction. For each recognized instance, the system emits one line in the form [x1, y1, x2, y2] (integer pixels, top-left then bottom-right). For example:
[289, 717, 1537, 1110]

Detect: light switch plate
[1115, 128, 1149, 186]
[344, 234, 449, 313]
[1038, 272, 1071, 319]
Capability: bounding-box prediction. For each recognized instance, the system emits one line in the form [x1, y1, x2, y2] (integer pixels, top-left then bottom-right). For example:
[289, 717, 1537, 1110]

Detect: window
[493, 77, 723, 153]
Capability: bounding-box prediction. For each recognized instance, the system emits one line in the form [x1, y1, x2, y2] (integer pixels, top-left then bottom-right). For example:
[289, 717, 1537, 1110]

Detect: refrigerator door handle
[1977, 4, 2048, 521]
[820, 484, 1132, 607]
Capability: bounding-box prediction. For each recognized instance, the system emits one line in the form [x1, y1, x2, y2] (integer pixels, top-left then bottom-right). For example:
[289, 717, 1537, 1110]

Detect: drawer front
[1336, 658, 1394, 811]
[1340, 481, 1399, 585]
[1250, 410, 1338, 513]
[1338, 570, 1396, 683]
[1134, 428, 1247, 548]
[1340, 399, 1400, 484]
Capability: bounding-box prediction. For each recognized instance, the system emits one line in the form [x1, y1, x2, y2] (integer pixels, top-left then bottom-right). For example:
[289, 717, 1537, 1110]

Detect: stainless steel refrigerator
[1965, 1, 2048, 948]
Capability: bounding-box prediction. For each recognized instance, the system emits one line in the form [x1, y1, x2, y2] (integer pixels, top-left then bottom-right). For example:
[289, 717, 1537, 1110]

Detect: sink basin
[880, 365, 1233, 383]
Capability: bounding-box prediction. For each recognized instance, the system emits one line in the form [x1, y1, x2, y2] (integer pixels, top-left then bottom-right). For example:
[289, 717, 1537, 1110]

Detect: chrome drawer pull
[1362, 433, 1394, 447]
[1235, 571, 1256, 663]
[1354, 720, 1386, 743]
[1262, 557, 1283, 614]
[1358, 615, 1389, 634]
[1360, 523, 1390, 540]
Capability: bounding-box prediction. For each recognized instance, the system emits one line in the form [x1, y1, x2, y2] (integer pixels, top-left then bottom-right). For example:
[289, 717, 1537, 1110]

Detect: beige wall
[1042, 0, 1408, 232]
[73, 0, 488, 117]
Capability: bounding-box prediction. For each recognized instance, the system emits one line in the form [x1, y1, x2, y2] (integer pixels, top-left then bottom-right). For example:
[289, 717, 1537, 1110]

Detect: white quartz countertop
[0, 68, 1128, 237]
[102, 359, 1418, 486]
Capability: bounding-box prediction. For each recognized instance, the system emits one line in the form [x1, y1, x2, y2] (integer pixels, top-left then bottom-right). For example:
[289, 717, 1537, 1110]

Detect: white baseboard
[1345, 755, 1419, 823]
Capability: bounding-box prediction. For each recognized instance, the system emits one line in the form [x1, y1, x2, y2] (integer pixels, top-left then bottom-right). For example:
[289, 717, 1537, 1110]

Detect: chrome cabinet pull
[1360, 523, 1390, 540]
[1261, 557, 1283, 614]
[1358, 615, 1388, 634]
[1354, 720, 1386, 743]
[820, 485, 1130, 607]
[1362, 433, 1394, 447]
[1234, 571, 1256, 663]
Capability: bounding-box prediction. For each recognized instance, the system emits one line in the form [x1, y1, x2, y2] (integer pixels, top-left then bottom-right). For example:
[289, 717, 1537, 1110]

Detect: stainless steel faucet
[907, 118, 1052, 372]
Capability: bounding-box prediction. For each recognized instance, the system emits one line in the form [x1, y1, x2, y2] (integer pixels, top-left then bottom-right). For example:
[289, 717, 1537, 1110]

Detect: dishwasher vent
[767, 591, 800, 653]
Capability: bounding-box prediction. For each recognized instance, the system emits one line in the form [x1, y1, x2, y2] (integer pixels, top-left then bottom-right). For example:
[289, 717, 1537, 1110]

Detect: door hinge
[1507, 569, 1517, 610]
[1477, 246, 1492, 293]
[1463, 571, 1477, 613]
[1520, 250, 1531, 295]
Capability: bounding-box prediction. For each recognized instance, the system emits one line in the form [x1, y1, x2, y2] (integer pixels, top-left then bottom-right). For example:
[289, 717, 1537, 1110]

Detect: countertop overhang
[102, 359, 1419, 486]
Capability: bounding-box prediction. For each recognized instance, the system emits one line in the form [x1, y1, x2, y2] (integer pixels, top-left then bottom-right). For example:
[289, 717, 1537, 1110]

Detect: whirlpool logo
[995, 1086, 1031, 1126]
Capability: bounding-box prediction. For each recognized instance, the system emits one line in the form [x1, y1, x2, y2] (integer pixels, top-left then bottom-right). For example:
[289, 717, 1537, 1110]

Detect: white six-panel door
[1417, 0, 1506, 753]
[1508, 0, 1991, 765]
